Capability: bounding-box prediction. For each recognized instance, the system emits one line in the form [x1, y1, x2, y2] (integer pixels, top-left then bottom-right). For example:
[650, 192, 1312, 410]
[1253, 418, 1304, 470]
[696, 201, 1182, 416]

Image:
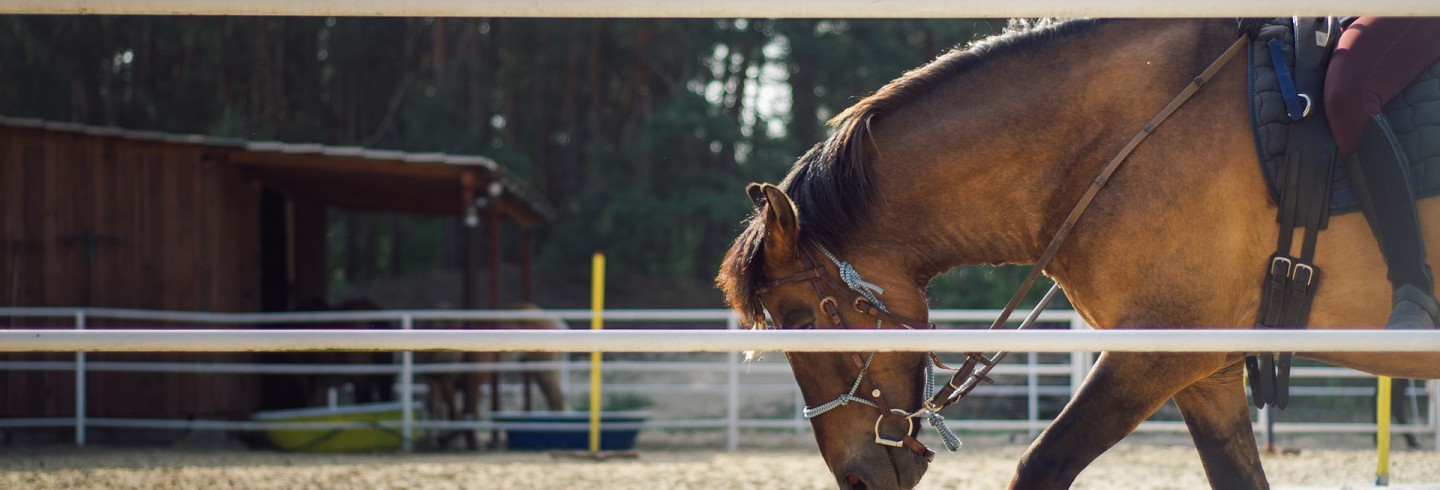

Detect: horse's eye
[781, 313, 815, 330]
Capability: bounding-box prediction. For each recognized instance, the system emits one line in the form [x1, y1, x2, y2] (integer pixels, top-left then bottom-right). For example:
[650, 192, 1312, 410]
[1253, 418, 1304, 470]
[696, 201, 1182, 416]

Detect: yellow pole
[1377, 376, 1392, 486]
[588, 252, 605, 454]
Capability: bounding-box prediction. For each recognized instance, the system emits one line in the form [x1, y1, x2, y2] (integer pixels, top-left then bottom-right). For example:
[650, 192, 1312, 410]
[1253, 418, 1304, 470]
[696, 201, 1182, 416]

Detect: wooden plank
[1, 127, 25, 307]
[112, 137, 141, 309]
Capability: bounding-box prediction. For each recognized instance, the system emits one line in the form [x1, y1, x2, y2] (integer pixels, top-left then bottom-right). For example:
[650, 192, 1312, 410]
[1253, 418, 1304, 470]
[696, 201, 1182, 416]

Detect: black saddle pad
[1249, 27, 1440, 215]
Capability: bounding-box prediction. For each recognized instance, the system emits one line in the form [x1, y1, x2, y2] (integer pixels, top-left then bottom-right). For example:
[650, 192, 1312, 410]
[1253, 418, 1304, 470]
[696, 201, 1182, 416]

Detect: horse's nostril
[844, 473, 868, 489]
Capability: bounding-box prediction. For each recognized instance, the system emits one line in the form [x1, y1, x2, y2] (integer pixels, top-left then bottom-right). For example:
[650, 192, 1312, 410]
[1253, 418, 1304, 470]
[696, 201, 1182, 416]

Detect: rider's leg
[1325, 17, 1440, 328]
[1344, 114, 1440, 328]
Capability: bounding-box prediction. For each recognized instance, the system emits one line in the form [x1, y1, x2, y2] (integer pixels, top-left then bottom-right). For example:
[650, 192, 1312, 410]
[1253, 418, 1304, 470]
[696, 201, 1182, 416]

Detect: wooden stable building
[0, 116, 553, 428]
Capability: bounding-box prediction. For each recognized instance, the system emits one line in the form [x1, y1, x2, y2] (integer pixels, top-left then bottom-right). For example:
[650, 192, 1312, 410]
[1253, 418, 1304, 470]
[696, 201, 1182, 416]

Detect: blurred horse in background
[259, 297, 394, 411]
[420, 302, 568, 449]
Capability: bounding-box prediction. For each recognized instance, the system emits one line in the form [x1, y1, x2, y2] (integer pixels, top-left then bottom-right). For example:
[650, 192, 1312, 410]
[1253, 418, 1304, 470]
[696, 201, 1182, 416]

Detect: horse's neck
[857, 20, 1269, 326]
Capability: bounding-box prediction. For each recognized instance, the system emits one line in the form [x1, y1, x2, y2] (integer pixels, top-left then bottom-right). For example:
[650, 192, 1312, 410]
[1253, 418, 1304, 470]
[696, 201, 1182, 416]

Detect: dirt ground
[4, 432, 1440, 489]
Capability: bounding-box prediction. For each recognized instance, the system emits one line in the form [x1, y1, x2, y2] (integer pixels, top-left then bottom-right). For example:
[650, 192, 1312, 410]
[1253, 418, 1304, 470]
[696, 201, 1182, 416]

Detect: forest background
[0, 16, 1061, 310]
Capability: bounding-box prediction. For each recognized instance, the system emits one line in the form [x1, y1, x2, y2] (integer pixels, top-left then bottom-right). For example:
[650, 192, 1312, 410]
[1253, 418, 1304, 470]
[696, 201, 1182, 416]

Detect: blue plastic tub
[491, 411, 649, 451]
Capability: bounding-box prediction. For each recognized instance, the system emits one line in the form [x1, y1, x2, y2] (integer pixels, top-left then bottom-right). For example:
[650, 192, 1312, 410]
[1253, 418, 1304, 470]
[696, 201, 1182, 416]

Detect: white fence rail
[10, 328, 1440, 353]
[1, 307, 1434, 452]
[3, 1, 1440, 18]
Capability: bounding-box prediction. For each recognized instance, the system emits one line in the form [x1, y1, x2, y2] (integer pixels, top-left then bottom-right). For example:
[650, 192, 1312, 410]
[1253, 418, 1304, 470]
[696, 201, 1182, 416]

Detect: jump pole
[588, 252, 604, 454]
[550, 253, 633, 460]
[1377, 376, 1392, 486]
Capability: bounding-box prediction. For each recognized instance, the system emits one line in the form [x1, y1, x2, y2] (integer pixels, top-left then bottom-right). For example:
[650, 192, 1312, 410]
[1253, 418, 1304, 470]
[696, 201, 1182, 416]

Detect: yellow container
[252, 402, 408, 452]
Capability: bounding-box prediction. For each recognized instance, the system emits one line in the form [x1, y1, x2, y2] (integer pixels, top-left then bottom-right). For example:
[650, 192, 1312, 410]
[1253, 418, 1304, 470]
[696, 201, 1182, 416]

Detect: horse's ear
[746, 183, 767, 209]
[758, 184, 800, 258]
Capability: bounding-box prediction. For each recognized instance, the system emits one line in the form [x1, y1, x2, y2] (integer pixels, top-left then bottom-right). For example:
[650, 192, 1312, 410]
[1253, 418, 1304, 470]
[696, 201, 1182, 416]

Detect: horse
[258, 297, 394, 411]
[418, 301, 567, 449]
[717, 19, 1440, 489]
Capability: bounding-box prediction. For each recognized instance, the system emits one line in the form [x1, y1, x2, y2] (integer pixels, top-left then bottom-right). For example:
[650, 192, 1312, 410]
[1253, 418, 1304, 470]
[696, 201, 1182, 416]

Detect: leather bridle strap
[760, 251, 936, 331]
[925, 34, 1250, 412]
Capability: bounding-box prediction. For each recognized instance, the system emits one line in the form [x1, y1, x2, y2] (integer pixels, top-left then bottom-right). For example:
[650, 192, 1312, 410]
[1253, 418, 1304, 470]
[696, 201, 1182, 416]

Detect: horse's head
[719, 182, 934, 489]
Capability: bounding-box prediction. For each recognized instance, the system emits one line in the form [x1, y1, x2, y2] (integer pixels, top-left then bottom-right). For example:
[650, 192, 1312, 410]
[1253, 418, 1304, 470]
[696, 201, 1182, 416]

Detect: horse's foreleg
[1172, 358, 1268, 489]
[462, 371, 481, 450]
[427, 376, 459, 448]
[1010, 351, 1234, 489]
[529, 353, 568, 411]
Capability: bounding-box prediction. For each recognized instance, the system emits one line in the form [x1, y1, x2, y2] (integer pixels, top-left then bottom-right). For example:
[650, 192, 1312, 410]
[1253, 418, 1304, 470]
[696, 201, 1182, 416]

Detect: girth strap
[1248, 17, 1338, 410]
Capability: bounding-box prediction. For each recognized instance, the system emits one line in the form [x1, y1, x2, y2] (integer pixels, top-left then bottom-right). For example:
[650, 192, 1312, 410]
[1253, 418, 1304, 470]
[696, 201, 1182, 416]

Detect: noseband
[753, 243, 963, 461]
[748, 34, 1249, 462]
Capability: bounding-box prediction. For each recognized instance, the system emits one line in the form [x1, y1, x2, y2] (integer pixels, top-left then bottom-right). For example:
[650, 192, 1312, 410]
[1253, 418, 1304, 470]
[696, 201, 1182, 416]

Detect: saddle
[1245, 18, 1440, 408]
[1250, 21, 1440, 215]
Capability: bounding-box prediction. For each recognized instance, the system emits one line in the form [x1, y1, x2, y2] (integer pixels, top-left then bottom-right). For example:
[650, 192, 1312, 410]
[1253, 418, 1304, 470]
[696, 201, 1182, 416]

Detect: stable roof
[0, 116, 555, 227]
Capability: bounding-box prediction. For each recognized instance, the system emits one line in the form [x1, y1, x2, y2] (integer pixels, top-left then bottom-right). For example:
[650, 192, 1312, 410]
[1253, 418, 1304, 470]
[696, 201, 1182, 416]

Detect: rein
[752, 34, 1249, 457]
[924, 34, 1249, 415]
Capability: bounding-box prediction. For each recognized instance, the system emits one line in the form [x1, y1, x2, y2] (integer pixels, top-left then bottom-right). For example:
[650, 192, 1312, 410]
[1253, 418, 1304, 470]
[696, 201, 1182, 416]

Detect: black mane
[720, 19, 1108, 324]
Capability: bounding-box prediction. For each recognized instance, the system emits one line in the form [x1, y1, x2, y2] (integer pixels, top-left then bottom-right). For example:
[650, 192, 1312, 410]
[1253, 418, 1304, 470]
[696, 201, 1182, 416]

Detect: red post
[521, 229, 534, 303]
[487, 183, 503, 443]
[459, 173, 481, 449]
[488, 200, 502, 309]
[460, 174, 477, 310]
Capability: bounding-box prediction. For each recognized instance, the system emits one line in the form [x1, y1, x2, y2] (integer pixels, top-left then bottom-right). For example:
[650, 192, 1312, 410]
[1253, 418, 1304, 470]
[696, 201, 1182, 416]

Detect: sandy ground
[5, 432, 1440, 489]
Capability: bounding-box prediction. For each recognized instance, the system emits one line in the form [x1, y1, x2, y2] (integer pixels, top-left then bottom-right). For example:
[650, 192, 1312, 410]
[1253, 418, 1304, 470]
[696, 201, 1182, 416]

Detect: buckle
[1290, 263, 1315, 286]
[819, 296, 842, 325]
[1269, 256, 1293, 276]
[874, 410, 916, 448]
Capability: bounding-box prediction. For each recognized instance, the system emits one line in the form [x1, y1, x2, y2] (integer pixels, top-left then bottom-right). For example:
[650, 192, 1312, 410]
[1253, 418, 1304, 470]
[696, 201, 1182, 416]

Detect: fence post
[1068, 313, 1088, 397]
[795, 372, 805, 434]
[401, 314, 414, 451]
[1256, 403, 1270, 447]
[74, 310, 86, 447]
[1431, 379, 1439, 450]
[1027, 351, 1039, 440]
[726, 313, 740, 451]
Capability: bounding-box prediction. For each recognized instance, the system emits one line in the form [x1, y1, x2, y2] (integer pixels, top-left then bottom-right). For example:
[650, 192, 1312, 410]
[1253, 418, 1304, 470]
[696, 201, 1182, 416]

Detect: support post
[1378, 376, 1392, 486]
[1027, 351, 1039, 440]
[461, 175, 478, 311]
[588, 253, 605, 454]
[488, 202, 501, 309]
[726, 313, 740, 451]
[401, 314, 414, 451]
[74, 310, 86, 447]
[1265, 405, 1276, 453]
[1257, 399, 1271, 450]
[1431, 380, 1439, 451]
[486, 183, 503, 444]
[521, 229, 534, 303]
[1068, 313, 1089, 397]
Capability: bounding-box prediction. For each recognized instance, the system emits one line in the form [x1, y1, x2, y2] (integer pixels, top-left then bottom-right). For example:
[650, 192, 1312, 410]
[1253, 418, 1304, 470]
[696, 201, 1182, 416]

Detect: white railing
[11, 328, 1440, 353]
[3, 1, 1439, 18]
[1, 307, 1434, 452]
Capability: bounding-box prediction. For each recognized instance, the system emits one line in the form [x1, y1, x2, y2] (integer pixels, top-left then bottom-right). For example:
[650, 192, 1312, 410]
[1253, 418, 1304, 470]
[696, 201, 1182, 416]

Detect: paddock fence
[2, 307, 1436, 452]
[4, 0, 1440, 18]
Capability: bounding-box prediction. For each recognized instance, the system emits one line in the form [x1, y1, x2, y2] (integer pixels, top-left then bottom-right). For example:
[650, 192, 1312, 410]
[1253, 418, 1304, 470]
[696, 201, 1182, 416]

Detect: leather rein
[749, 35, 1248, 457]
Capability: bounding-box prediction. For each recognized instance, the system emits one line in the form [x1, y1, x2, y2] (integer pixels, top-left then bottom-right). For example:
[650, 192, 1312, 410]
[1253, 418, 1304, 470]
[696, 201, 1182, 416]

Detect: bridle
[747, 34, 1249, 460]
[753, 242, 954, 462]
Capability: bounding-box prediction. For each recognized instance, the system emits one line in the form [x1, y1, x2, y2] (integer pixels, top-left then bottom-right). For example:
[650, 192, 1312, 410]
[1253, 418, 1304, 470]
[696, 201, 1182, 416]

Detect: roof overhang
[0, 116, 555, 227]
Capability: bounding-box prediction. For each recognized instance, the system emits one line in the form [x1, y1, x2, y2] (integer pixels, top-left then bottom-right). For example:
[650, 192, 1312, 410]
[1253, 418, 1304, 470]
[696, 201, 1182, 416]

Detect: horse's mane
[718, 19, 1109, 325]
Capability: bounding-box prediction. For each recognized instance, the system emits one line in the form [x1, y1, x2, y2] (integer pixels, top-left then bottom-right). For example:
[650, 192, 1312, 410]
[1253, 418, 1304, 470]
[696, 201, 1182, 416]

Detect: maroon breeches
[1324, 17, 1440, 155]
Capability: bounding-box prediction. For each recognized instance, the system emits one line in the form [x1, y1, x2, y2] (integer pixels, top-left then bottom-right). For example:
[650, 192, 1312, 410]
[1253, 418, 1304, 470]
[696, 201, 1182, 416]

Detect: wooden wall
[0, 126, 263, 420]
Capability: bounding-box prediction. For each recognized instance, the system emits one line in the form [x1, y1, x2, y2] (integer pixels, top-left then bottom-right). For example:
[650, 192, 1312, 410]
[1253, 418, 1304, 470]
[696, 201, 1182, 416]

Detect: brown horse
[717, 19, 1440, 489]
[419, 302, 567, 448]
[259, 297, 394, 411]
